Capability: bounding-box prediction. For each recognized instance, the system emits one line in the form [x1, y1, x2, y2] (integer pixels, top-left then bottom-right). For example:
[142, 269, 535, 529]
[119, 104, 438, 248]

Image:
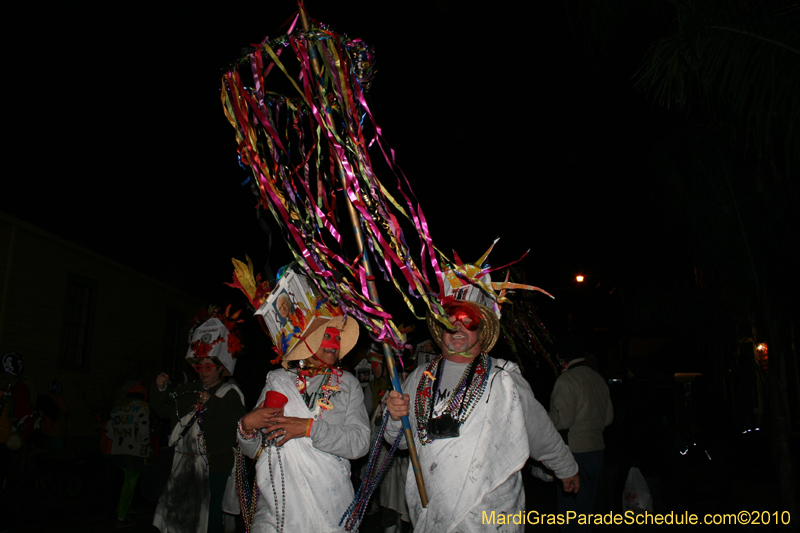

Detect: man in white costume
[386, 261, 579, 533]
[238, 314, 370, 532]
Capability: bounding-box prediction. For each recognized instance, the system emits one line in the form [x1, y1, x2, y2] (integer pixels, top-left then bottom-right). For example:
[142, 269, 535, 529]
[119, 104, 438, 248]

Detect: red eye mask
[444, 304, 481, 331]
[320, 327, 342, 350]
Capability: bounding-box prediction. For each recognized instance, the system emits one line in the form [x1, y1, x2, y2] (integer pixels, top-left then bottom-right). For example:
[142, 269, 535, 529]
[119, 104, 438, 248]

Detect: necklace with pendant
[295, 369, 340, 419]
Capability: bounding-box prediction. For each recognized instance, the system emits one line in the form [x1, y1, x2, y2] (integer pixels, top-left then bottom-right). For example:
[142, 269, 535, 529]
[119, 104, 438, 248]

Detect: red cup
[263, 391, 289, 409]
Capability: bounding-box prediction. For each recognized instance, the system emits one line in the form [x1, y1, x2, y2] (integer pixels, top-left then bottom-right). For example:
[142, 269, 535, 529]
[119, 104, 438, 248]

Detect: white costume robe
[154, 382, 244, 533]
[385, 358, 578, 533]
[239, 369, 370, 533]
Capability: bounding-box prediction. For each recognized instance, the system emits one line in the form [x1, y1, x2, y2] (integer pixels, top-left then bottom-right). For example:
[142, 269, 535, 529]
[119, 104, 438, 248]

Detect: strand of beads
[444, 354, 490, 416]
[453, 354, 491, 425]
[266, 444, 286, 533]
[446, 353, 487, 413]
[195, 403, 209, 471]
[235, 444, 260, 532]
[414, 355, 442, 444]
[339, 410, 405, 531]
[169, 389, 201, 434]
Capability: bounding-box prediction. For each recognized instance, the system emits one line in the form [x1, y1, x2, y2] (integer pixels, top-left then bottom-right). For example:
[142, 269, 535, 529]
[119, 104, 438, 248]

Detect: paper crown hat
[254, 263, 346, 362]
[428, 240, 552, 353]
[186, 306, 244, 376]
[427, 271, 502, 353]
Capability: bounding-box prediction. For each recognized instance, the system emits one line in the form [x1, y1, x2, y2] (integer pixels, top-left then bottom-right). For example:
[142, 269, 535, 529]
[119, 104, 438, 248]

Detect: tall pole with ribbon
[222, 2, 434, 509]
[344, 201, 429, 507]
[297, 5, 428, 508]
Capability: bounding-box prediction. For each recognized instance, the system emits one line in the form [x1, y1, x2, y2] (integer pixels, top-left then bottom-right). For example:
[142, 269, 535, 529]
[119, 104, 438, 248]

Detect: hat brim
[427, 301, 500, 354]
[282, 315, 359, 367]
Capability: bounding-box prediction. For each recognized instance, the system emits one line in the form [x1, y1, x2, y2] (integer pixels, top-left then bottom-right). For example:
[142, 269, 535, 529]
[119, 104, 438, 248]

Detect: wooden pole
[297, 3, 428, 508]
[343, 201, 429, 508]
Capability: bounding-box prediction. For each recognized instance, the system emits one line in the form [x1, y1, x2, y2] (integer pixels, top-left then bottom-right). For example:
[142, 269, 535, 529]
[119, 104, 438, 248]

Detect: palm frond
[636, 1, 800, 174]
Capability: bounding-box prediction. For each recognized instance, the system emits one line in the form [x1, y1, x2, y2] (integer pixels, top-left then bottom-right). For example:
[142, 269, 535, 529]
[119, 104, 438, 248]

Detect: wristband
[237, 418, 258, 440]
[305, 418, 313, 438]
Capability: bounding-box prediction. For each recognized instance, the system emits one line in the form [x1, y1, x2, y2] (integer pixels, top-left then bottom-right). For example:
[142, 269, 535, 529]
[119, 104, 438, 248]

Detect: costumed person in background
[412, 339, 437, 370]
[237, 314, 370, 532]
[151, 308, 247, 533]
[385, 254, 580, 533]
[367, 343, 391, 415]
[106, 381, 151, 523]
[355, 343, 411, 532]
[0, 352, 34, 532]
[548, 335, 613, 532]
[0, 352, 33, 452]
[354, 357, 374, 417]
[372, 344, 411, 533]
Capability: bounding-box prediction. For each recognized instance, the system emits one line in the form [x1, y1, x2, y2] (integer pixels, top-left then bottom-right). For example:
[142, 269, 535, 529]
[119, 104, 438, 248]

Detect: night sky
[5, 1, 672, 326]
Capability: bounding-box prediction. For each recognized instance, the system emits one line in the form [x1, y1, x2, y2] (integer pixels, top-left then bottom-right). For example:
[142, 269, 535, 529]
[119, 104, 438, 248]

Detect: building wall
[0, 213, 202, 451]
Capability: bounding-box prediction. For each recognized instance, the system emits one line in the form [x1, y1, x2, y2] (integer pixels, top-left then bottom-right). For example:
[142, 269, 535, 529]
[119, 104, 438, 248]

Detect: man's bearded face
[442, 304, 482, 357]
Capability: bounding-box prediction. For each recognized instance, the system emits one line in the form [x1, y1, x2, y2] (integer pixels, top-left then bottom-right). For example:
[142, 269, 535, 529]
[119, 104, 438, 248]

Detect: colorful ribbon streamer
[221, 10, 444, 349]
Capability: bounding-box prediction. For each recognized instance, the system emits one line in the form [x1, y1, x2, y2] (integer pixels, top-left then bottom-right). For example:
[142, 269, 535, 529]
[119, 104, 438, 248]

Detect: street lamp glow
[576, 275, 585, 283]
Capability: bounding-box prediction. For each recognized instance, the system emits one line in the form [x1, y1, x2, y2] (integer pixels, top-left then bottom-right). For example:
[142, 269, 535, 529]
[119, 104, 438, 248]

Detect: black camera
[426, 412, 460, 440]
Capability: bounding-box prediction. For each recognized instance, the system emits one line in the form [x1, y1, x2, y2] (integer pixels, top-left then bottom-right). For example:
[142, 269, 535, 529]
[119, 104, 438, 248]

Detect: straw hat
[427, 301, 500, 354]
[282, 315, 359, 367]
[427, 240, 552, 355]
